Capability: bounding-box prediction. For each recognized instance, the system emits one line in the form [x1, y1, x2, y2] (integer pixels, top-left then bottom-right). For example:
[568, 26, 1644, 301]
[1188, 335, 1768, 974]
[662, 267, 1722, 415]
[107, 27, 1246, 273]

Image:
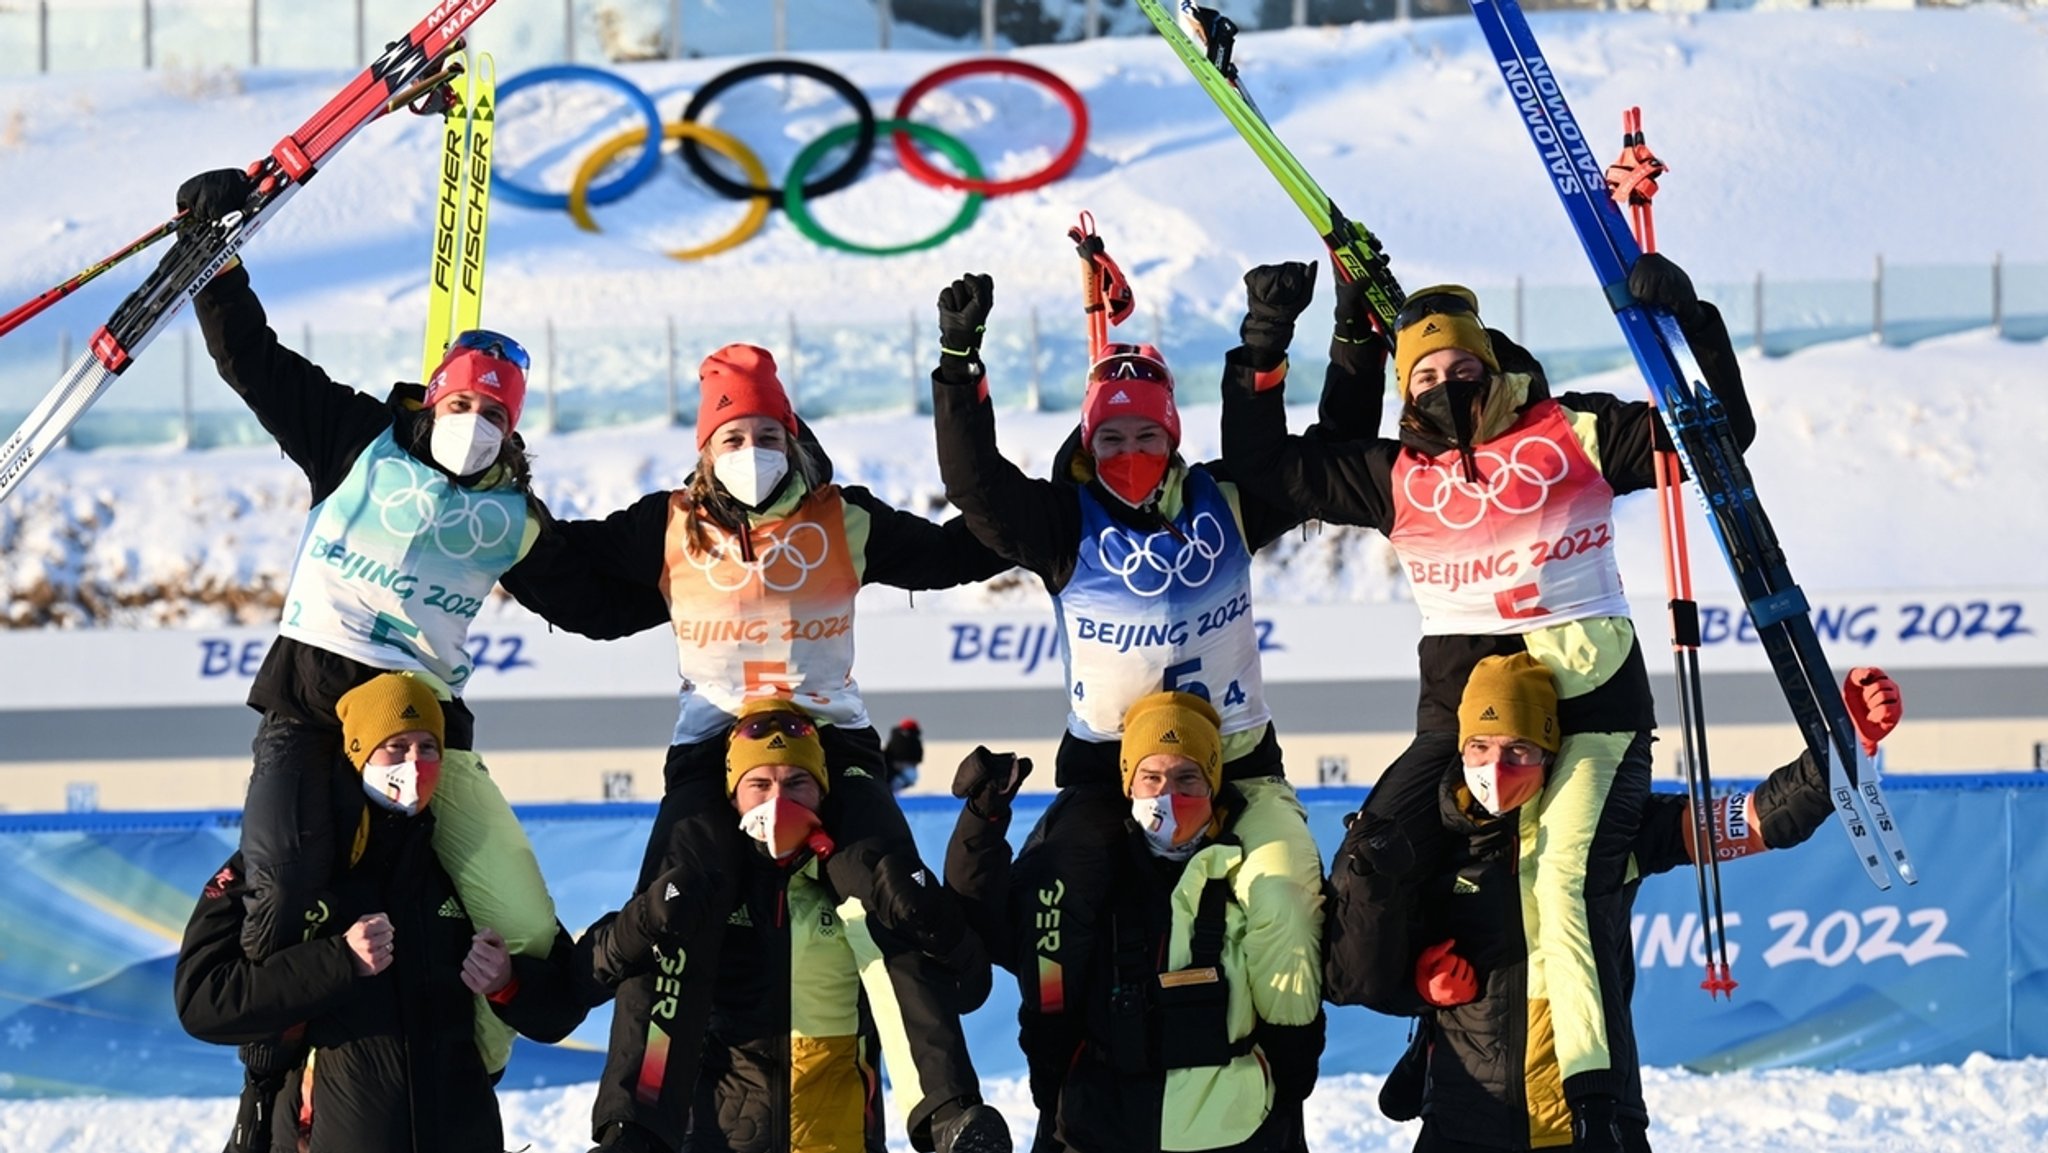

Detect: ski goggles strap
[448, 328, 532, 372]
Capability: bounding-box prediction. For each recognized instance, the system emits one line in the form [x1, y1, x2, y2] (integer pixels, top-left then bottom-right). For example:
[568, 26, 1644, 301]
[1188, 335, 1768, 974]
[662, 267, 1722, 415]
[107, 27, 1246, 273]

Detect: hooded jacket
[173, 811, 589, 1153]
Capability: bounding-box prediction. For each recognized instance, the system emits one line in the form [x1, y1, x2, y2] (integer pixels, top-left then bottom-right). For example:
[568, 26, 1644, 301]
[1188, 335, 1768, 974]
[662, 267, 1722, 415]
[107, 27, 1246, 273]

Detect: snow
[7, 1059, 2048, 1152]
[2, 3, 2046, 1149]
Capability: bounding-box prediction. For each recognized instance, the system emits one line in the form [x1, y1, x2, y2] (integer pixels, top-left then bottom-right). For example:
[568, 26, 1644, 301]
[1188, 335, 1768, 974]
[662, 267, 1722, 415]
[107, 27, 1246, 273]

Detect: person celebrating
[1220, 254, 1755, 1140]
[947, 692, 1319, 1153]
[929, 268, 1347, 1146]
[689, 698, 1007, 1153]
[173, 673, 593, 1153]
[503, 343, 1009, 1153]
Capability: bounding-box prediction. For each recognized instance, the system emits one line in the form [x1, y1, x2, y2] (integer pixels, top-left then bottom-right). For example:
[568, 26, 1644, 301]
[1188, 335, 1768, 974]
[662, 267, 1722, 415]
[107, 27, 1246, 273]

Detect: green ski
[1133, 0, 1405, 325]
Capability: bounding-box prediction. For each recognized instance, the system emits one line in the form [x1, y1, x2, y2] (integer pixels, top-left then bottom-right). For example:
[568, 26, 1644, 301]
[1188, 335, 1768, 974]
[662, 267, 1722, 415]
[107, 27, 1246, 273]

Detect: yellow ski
[421, 57, 473, 378]
[452, 54, 495, 338]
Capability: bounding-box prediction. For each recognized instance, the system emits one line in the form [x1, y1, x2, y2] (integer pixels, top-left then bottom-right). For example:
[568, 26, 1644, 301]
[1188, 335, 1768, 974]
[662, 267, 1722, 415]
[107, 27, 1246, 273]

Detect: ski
[1464, 0, 1914, 889]
[1131, 0, 1404, 326]
[421, 52, 496, 378]
[0, 0, 496, 506]
[0, 216, 179, 340]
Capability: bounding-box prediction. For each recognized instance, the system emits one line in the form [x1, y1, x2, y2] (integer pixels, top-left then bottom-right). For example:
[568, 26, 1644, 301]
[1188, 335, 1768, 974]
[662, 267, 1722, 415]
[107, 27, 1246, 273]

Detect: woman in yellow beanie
[946, 691, 1316, 1153]
[1218, 253, 1755, 1147]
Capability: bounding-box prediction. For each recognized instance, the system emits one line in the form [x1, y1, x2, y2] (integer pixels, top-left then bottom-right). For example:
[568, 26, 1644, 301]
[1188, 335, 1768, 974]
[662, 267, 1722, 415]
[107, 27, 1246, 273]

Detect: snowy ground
[6, 1058, 2048, 1153]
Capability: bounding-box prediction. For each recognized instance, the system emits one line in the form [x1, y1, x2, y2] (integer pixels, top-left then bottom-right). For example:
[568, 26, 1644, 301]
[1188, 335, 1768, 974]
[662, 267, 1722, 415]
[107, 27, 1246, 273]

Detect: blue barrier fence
[0, 776, 2040, 1098]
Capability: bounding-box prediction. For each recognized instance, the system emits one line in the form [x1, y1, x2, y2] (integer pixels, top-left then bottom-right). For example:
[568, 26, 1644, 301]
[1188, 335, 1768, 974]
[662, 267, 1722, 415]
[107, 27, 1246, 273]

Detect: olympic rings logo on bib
[1403, 436, 1572, 531]
[369, 458, 516, 560]
[491, 59, 1089, 261]
[687, 521, 832, 593]
[1096, 511, 1228, 598]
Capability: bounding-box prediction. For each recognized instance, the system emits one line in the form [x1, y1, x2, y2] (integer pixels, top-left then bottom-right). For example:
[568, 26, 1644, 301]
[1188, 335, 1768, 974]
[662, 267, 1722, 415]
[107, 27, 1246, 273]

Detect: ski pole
[1068, 211, 1133, 364]
[0, 216, 181, 341]
[1607, 106, 1736, 999]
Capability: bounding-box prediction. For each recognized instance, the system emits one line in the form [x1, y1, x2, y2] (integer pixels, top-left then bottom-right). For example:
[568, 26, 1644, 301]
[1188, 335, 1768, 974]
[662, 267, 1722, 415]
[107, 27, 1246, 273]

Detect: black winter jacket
[173, 812, 589, 1153]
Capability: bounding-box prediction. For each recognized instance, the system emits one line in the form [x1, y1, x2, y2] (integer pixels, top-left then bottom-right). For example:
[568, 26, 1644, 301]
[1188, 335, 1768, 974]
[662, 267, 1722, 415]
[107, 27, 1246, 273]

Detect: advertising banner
[0, 778, 2039, 1099]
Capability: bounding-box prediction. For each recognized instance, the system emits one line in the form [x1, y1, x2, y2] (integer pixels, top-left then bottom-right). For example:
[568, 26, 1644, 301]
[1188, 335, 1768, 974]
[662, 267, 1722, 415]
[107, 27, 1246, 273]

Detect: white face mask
[430, 411, 504, 477]
[1130, 794, 1213, 861]
[713, 446, 790, 508]
[362, 758, 439, 817]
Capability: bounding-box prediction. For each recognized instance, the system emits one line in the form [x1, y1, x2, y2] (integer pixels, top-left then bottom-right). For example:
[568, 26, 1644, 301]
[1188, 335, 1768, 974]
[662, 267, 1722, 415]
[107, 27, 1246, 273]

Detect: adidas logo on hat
[438, 897, 465, 919]
[479, 370, 499, 386]
[1422, 321, 1442, 335]
[767, 734, 787, 749]
[401, 705, 420, 720]
[1159, 728, 1181, 744]
[1108, 388, 1131, 404]
[715, 394, 734, 410]
[1479, 706, 1499, 721]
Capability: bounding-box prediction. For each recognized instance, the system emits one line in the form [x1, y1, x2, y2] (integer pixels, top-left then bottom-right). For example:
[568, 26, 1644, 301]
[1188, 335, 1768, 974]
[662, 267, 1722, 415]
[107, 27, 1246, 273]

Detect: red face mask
[1096, 451, 1170, 507]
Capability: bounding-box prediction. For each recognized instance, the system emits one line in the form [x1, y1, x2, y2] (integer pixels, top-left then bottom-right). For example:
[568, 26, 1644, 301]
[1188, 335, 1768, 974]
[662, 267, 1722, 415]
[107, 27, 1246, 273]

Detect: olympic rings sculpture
[490, 58, 1090, 261]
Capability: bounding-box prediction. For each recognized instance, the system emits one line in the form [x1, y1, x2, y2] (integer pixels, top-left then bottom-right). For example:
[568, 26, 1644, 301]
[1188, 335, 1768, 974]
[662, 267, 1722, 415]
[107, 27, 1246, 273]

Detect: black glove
[951, 746, 1032, 821]
[867, 851, 969, 956]
[1239, 260, 1319, 355]
[1627, 252, 1702, 325]
[1569, 1094, 1627, 1153]
[176, 168, 257, 231]
[1341, 811, 1415, 879]
[938, 272, 994, 360]
[575, 855, 725, 994]
[1254, 1013, 1325, 1103]
[1331, 273, 1388, 350]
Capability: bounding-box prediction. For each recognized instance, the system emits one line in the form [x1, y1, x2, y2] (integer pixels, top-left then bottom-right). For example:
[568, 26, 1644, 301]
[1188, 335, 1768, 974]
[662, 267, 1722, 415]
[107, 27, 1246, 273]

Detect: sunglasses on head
[1088, 348, 1172, 387]
[1394, 292, 1481, 334]
[732, 709, 818, 743]
[449, 329, 532, 372]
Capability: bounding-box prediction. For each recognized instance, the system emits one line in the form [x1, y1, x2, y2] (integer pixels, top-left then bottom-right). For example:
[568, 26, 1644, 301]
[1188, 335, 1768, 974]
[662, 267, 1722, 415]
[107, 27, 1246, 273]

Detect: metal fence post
[355, 0, 366, 69]
[563, 0, 575, 64]
[302, 321, 313, 360]
[1085, 0, 1101, 39]
[785, 312, 799, 411]
[1753, 270, 1764, 353]
[670, 0, 683, 59]
[1513, 275, 1525, 343]
[1294, 0, 1308, 26]
[180, 329, 194, 449]
[774, 0, 788, 53]
[251, 0, 260, 67]
[1028, 305, 1044, 413]
[545, 319, 558, 433]
[982, 0, 996, 51]
[908, 310, 920, 410]
[1992, 252, 2004, 338]
[666, 317, 680, 425]
[142, 0, 152, 69]
[1872, 253, 1884, 343]
[878, 0, 892, 51]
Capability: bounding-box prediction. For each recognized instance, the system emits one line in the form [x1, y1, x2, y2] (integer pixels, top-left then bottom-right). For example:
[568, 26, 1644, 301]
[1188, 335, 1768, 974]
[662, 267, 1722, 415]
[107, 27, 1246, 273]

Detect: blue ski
[1465, 0, 1913, 889]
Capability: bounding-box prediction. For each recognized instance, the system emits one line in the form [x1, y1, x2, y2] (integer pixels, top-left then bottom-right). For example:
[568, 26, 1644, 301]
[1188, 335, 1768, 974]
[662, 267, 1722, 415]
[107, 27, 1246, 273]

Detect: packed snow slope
[0, 7, 2043, 627]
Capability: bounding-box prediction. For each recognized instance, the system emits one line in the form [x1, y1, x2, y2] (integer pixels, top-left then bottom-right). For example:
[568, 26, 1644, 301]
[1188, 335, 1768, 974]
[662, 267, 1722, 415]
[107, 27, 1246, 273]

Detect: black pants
[592, 723, 981, 1151]
[237, 703, 477, 960]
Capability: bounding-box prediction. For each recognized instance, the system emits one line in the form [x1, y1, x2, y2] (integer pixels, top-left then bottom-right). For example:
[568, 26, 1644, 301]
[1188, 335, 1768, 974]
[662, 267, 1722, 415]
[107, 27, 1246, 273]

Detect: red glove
[1842, 667, 1903, 756]
[1414, 939, 1478, 1007]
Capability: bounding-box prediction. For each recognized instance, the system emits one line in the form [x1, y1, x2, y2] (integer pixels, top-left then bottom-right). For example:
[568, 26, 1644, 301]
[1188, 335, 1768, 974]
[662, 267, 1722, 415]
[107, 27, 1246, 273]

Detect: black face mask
[1411, 377, 1488, 448]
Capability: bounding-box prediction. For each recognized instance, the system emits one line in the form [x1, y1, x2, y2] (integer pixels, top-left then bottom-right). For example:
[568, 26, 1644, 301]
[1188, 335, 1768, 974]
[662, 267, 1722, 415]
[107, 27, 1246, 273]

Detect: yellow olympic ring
[567, 122, 771, 263]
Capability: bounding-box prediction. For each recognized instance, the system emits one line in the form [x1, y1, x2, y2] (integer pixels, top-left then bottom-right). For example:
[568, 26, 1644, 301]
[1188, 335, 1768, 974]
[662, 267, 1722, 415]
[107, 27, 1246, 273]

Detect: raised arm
[930, 273, 1085, 588]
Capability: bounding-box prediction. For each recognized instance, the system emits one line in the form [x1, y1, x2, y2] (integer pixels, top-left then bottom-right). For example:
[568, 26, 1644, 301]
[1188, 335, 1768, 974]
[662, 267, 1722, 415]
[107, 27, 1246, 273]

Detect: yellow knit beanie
[725, 698, 829, 796]
[336, 673, 446, 771]
[1394, 284, 1500, 400]
[1119, 691, 1224, 797]
[1458, 654, 1562, 754]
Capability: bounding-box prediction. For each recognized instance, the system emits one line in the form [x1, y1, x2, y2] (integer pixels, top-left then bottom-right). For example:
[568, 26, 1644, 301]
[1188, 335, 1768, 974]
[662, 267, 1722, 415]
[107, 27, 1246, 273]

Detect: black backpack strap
[1187, 876, 1232, 972]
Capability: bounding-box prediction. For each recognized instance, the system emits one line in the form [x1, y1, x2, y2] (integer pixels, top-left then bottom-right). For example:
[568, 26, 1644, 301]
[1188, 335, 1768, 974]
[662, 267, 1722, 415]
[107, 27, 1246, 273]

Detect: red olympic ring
[891, 59, 1091, 197]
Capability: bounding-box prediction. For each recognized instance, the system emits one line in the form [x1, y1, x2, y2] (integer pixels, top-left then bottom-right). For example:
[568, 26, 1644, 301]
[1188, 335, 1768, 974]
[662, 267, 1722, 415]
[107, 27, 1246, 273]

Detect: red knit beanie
[697, 343, 798, 449]
[1082, 343, 1180, 449]
[425, 347, 527, 431]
